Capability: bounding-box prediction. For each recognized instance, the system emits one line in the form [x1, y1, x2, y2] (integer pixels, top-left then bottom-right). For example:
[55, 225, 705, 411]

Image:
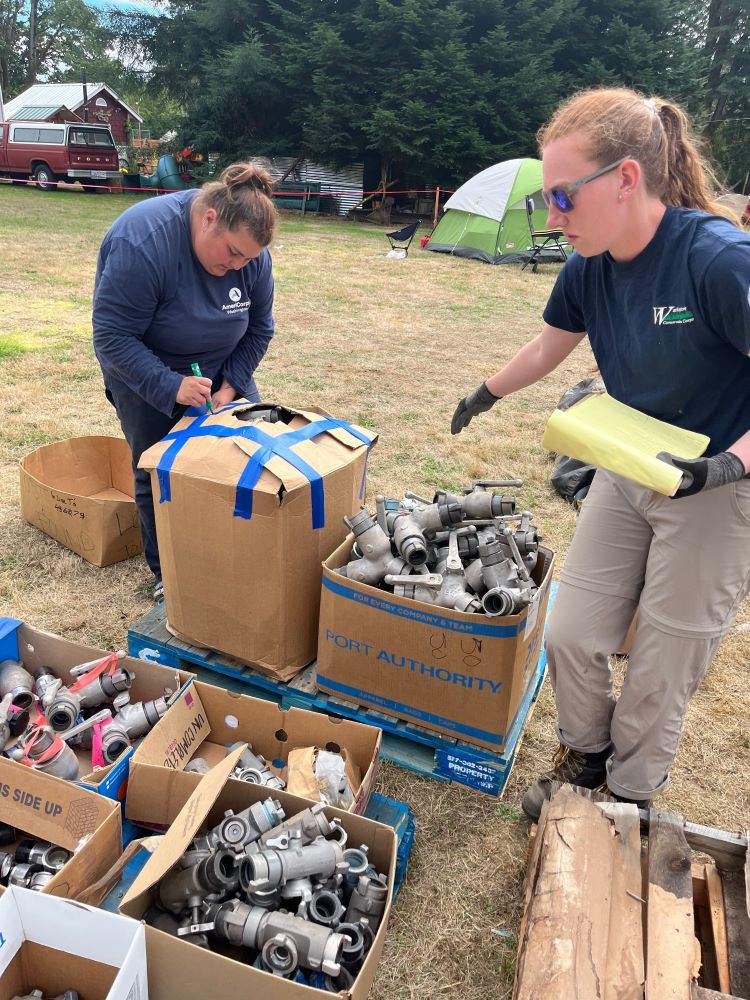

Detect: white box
[0, 886, 148, 1000]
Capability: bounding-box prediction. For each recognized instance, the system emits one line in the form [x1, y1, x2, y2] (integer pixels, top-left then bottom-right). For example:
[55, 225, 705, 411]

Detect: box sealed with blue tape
[139, 402, 376, 682]
[317, 536, 554, 752]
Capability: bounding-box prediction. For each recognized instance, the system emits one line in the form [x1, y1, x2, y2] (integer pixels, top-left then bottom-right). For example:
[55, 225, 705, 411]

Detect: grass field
[1, 184, 749, 999]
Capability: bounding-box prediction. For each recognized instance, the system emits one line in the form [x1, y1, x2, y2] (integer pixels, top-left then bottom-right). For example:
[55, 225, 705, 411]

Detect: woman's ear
[619, 159, 641, 200]
[202, 207, 218, 230]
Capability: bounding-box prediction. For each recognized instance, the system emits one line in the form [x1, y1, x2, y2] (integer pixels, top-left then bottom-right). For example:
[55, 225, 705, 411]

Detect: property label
[434, 751, 503, 795]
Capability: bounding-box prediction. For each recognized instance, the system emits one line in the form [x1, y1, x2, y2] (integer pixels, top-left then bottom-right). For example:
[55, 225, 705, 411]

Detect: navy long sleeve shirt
[93, 189, 275, 416]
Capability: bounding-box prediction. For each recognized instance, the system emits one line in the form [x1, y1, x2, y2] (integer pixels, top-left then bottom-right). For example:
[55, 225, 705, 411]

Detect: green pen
[191, 363, 214, 413]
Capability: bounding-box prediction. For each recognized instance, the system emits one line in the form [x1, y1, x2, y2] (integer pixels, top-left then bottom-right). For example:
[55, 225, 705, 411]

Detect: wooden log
[722, 867, 750, 998]
[704, 864, 731, 994]
[514, 786, 643, 1000]
[647, 809, 700, 1000]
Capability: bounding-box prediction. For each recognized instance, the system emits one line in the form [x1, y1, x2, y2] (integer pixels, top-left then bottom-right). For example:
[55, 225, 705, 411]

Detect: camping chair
[521, 197, 569, 273]
[385, 219, 421, 257]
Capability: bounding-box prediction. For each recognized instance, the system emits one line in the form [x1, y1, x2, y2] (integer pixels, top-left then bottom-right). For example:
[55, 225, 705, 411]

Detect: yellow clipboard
[541, 392, 709, 496]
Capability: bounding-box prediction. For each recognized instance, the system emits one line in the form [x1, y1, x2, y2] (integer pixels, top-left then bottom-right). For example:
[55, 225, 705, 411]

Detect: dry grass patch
[1, 186, 748, 999]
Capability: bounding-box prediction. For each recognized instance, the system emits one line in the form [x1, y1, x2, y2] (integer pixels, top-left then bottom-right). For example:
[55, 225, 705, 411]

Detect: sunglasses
[542, 157, 628, 213]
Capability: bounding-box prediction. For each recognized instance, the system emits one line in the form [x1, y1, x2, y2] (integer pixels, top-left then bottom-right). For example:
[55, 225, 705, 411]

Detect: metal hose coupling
[195, 798, 286, 854]
[144, 907, 211, 948]
[338, 508, 405, 586]
[207, 900, 345, 976]
[185, 757, 210, 774]
[345, 872, 389, 931]
[99, 718, 132, 765]
[240, 836, 346, 893]
[228, 742, 286, 789]
[0, 660, 34, 710]
[261, 934, 299, 977]
[33, 666, 62, 713]
[259, 801, 337, 848]
[157, 849, 239, 915]
[15, 839, 71, 872]
[308, 888, 345, 927]
[112, 695, 169, 739]
[47, 666, 134, 733]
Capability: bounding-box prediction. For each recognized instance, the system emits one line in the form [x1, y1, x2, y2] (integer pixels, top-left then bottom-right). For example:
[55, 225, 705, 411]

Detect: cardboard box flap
[138, 403, 375, 498]
[122, 744, 245, 905]
[20, 437, 124, 497]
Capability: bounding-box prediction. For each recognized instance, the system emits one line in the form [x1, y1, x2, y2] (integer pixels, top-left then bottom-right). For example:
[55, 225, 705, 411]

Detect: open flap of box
[0, 886, 146, 976]
[123, 745, 245, 907]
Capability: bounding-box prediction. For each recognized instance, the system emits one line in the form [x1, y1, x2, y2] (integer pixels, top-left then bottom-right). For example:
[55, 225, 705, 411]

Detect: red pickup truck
[0, 119, 120, 190]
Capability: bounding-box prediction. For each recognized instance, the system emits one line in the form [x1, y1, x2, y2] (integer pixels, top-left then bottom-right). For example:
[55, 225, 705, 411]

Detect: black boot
[521, 744, 611, 821]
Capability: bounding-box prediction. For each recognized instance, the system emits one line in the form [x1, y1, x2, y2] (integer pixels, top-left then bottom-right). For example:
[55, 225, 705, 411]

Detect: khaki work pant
[546, 469, 750, 800]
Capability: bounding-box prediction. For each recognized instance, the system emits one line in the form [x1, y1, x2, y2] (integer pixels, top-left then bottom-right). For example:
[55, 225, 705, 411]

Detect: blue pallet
[102, 791, 415, 912]
[128, 602, 549, 797]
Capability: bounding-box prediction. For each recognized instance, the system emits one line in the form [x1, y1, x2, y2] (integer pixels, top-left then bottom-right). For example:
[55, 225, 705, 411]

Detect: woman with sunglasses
[451, 87, 750, 820]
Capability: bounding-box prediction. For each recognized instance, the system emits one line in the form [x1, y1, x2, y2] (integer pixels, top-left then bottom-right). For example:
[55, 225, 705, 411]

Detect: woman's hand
[212, 379, 238, 409]
[176, 375, 212, 407]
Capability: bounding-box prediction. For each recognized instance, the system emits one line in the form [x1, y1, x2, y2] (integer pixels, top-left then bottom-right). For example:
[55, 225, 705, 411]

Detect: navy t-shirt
[543, 206, 750, 455]
[93, 189, 275, 416]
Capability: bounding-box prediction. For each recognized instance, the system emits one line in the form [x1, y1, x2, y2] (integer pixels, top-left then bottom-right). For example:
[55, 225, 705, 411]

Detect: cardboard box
[120, 751, 396, 1000]
[138, 403, 376, 680]
[0, 886, 148, 1000]
[0, 757, 121, 899]
[126, 680, 381, 821]
[19, 436, 142, 566]
[0, 618, 193, 798]
[317, 541, 556, 752]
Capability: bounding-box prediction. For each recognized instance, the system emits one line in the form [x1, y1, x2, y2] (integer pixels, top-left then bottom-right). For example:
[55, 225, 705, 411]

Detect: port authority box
[317, 541, 555, 753]
[19, 436, 142, 567]
[120, 750, 396, 1000]
[0, 886, 148, 1000]
[127, 680, 381, 818]
[138, 403, 377, 682]
[0, 757, 122, 899]
[0, 617, 193, 799]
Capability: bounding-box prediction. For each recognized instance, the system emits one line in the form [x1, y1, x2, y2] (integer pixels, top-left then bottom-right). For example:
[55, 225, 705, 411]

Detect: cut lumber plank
[647, 809, 700, 1000]
[704, 864, 731, 995]
[722, 867, 750, 999]
[515, 786, 643, 1000]
[691, 985, 737, 999]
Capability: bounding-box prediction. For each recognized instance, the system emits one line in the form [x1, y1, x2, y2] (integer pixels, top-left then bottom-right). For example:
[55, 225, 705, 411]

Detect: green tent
[426, 158, 560, 265]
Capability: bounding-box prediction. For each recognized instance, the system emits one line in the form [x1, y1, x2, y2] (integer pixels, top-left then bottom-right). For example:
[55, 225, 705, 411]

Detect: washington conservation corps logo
[653, 305, 695, 326]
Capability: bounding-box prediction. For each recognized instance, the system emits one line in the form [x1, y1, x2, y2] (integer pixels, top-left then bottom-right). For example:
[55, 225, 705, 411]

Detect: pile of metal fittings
[144, 801, 388, 991]
[185, 742, 287, 789]
[338, 479, 541, 616]
[0, 653, 172, 780]
[0, 823, 72, 892]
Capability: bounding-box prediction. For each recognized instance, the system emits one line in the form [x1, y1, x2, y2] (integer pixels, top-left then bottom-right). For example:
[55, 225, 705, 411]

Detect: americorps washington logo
[653, 305, 695, 325]
[221, 286, 251, 313]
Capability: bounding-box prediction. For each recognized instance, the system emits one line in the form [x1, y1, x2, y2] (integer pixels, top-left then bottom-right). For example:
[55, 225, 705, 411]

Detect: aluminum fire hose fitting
[338, 508, 406, 586]
[345, 872, 388, 931]
[157, 850, 238, 915]
[261, 934, 299, 977]
[33, 666, 62, 713]
[432, 527, 480, 561]
[342, 847, 370, 900]
[434, 533, 482, 613]
[478, 540, 528, 616]
[0, 823, 16, 847]
[113, 696, 169, 739]
[385, 495, 463, 568]
[15, 839, 71, 872]
[47, 666, 135, 732]
[464, 558, 487, 596]
[99, 718, 132, 765]
[29, 869, 54, 891]
[144, 907, 210, 948]
[185, 757, 210, 774]
[18, 709, 113, 781]
[259, 802, 335, 848]
[0, 660, 34, 710]
[8, 862, 44, 888]
[336, 922, 368, 968]
[196, 798, 286, 854]
[308, 888, 345, 927]
[0, 851, 14, 883]
[435, 487, 516, 520]
[384, 572, 443, 605]
[228, 742, 286, 789]
[240, 836, 346, 893]
[207, 899, 345, 976]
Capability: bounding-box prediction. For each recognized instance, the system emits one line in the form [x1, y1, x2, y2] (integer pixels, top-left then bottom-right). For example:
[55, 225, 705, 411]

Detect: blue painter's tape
[319, 674, 506, 745]
[322, 575, 523, 637]
[154, 411, 373, 530]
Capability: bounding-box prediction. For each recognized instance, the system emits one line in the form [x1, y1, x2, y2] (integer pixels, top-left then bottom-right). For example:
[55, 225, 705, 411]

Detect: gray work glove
[657, 450, 746, 498]
[451, 382, 501, 435]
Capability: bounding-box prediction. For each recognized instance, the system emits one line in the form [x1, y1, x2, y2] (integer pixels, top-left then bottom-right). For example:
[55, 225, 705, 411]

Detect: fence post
[433, 187, 440, 228]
